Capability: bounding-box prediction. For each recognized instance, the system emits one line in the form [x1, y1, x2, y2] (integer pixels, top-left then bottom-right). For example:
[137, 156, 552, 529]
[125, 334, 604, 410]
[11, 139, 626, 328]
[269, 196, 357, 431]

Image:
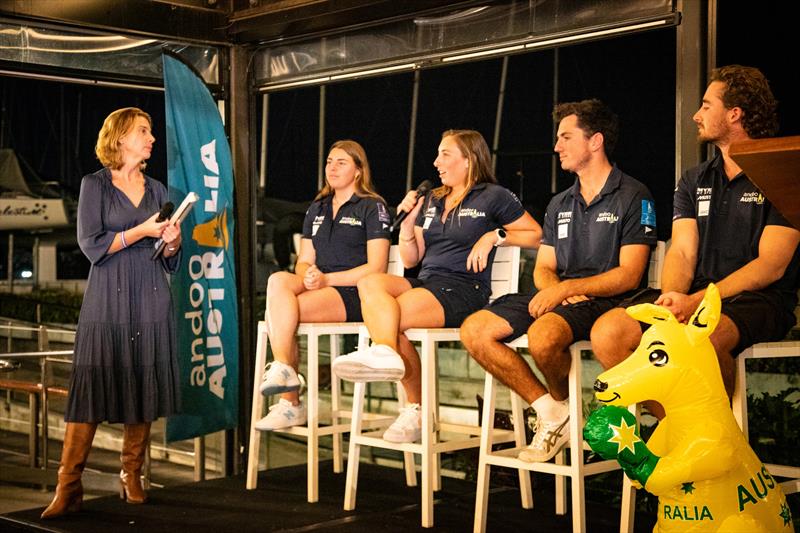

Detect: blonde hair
[314, 139, 383, 202]
[432, 129, 496, 205]
[95, 107, 152, 171]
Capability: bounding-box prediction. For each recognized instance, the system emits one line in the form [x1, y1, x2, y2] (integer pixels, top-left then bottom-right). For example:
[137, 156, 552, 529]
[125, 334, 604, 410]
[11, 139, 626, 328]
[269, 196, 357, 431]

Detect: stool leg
[568, 346, 586, 533]
[397, 385, 418, 487]
[420, 337, 435, 527]
[474, 373, 496, 533]
[307, 333, 319, 503]
[331, 334, 344, 474]
[510, 390, 533, 508]
[619, 404, 639, 533]
[344, 381, 366, 511]
[246, 322, 269, 489]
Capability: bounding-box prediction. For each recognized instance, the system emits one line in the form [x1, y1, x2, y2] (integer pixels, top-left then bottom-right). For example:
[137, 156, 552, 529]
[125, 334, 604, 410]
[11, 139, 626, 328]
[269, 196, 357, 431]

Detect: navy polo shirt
[414, 182, 526, 289]
[673, 152, 800, 294]
[541, 166, 656, 287]
[301, 193, 391, 273]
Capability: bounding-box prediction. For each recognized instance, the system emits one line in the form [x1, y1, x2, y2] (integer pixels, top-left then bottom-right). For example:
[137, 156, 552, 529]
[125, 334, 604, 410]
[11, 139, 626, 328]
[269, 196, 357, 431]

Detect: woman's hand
[397, 191, 425, 233]
[140, 212, 170, 238]
[303, 264, 327, 290]
[162, 223, 182, 256]
[466, 231, 497, 273]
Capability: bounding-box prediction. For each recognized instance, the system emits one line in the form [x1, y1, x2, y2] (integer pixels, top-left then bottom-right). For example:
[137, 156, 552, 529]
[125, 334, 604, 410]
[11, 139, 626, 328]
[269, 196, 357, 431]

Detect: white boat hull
[0, 197, 70, 230]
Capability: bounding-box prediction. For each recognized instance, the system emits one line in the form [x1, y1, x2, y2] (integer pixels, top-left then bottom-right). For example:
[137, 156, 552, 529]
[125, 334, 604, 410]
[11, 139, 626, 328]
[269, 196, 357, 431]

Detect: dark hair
[432, 129, 496, 202]
[710, 65, 778, 138]
[552, 99, 619, 156]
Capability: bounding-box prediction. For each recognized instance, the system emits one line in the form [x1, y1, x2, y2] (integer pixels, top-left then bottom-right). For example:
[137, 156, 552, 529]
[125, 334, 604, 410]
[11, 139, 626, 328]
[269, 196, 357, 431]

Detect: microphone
[150, 202, 176, 260]
[155, 202, 174, 222]
[391, 180, 434, 231]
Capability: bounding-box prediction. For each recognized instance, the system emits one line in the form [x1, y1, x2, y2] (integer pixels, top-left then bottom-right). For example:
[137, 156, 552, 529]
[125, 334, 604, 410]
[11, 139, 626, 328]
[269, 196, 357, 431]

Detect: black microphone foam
[391, 180, 434, 231]
[155, 202, 175, 222]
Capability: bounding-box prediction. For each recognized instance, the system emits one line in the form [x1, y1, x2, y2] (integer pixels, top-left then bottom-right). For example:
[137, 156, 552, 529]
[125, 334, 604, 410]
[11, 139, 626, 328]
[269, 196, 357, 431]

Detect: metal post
[194, 436, 206, 481]
[551, 48, 559, 194]
[318, 85, 327, 190]
[38, 325, 49, 472]
[259, 93, 269, 191]
[7, 233, 13, 292]
[491, 56, 509, 174]
[676, 0, 706, 179]
[406, 70, 421, 191]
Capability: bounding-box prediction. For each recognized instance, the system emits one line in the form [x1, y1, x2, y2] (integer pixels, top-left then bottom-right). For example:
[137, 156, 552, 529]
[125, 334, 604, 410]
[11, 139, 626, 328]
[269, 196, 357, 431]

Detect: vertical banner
[163, 53, 239, 442]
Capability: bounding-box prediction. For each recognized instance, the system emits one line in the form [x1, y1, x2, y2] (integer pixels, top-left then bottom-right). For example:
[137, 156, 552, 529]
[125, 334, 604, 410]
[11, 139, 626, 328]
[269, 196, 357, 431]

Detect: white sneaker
[517, 414, 570, 462]
[259, 361, 303, 396]
[254, 399, 307, 431]
[332, 344, 405, 382]
[383, 404, 421, 443]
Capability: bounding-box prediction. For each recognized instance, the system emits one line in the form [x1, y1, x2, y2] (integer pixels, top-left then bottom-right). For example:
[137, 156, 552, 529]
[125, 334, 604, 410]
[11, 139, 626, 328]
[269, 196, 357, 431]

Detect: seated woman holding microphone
[333, 129, 541, 442]
[256, 140, 391, 430]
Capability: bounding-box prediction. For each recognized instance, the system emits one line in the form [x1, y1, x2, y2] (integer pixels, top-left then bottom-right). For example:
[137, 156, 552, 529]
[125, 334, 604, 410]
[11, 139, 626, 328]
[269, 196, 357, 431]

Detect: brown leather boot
[41, 422, 98, 519]
[119, 422, 151, 504]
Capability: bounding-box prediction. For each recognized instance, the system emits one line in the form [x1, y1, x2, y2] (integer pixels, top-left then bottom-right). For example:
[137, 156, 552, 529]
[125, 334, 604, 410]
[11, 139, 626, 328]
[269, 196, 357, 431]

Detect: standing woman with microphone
[255, 140, 391, 431]
[42, 108, 182, 518]
[333, 129, 542, 442]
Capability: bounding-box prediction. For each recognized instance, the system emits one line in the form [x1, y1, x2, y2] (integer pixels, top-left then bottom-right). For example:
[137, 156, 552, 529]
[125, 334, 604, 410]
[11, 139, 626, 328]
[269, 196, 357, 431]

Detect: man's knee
[461, 311, 506, 354]
[591, 308, 641, 367]
[527, 316, 571, 364]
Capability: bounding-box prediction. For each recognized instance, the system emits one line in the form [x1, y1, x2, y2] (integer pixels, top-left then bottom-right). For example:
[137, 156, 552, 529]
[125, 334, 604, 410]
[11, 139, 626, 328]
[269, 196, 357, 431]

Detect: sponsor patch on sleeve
[377, 202, 391, 223]
[640, 199, 656, 227]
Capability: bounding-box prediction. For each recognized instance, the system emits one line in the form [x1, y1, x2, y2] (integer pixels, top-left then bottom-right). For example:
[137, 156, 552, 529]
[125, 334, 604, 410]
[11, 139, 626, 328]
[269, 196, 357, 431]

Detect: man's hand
[528, 284, 568, 318]
[655, 291, 702, 323]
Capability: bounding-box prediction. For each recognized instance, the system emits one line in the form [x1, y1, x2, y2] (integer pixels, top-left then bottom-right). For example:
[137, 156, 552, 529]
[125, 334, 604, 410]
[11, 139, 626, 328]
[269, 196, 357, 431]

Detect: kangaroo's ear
[626, 303, 676, 325]
[685, 283, 722, 346]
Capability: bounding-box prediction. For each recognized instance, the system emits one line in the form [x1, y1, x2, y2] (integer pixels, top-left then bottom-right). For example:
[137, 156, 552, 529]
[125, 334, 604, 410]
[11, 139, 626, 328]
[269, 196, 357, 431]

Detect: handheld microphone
[391, 179, 434, 231]
[155, 202, 175, 222]
[150, 202, 176, 260]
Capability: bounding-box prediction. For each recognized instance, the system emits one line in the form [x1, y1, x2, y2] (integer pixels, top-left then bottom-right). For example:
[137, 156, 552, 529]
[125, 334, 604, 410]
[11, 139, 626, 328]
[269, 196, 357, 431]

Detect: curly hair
[710, 65, 778, 138]
[553, 99, 619, 156]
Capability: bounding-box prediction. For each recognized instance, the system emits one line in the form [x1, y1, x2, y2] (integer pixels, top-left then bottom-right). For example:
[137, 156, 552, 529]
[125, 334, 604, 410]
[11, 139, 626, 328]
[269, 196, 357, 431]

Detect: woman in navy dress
[42, 108, 182, 518]
[255, 140, 391, 431]
[333, 130, 541, 442]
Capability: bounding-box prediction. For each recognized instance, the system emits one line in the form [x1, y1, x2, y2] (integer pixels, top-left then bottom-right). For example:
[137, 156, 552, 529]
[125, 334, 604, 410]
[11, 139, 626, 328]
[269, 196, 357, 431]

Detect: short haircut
[710, 65, 778, 138]
[553, 99, 619, 156]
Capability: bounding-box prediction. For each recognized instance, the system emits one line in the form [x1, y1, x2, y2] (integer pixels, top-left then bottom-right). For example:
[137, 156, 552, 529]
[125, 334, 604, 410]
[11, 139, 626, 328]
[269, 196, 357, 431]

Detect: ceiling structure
[0, 0, 495, 46]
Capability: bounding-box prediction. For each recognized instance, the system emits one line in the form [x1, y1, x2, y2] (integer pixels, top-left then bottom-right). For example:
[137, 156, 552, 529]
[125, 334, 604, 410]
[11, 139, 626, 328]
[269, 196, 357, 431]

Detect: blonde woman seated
[256, 140, 391, 430]
[332, 130, 541, 442]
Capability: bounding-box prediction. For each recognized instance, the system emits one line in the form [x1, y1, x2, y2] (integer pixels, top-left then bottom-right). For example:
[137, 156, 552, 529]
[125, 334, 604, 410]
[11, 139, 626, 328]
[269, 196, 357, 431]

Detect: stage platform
[1, 459, 657, 532]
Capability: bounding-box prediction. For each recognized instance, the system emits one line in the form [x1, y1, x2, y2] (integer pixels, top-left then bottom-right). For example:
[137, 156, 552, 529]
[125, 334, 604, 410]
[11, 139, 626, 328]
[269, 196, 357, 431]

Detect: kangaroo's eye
[649, 349, 669, 367]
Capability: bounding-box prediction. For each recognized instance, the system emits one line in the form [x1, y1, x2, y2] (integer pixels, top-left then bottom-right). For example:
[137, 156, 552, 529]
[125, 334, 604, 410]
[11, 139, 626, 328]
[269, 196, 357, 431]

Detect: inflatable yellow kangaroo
[584, 284, 794, 532]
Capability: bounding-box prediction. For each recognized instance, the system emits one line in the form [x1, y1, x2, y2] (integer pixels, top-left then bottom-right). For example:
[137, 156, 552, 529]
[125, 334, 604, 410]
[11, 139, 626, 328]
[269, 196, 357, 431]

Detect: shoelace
[529, 416, 566, 451]
[393, 404, 421, 429]
[261, 362, 306, 396]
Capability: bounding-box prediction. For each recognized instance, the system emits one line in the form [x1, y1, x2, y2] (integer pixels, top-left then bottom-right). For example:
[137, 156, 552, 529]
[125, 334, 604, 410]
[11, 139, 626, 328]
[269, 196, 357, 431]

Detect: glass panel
[0, 23, 219, 85]
[254, 0, 674, 86]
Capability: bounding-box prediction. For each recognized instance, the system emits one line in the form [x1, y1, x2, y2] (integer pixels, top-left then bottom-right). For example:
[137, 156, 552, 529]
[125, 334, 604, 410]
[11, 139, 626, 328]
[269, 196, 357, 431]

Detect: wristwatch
[494, 228, 507, 247]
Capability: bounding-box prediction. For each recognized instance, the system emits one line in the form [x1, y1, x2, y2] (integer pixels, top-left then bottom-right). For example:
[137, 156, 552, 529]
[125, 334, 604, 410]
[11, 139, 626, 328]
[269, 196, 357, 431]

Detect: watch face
[498, 229, 507, 238]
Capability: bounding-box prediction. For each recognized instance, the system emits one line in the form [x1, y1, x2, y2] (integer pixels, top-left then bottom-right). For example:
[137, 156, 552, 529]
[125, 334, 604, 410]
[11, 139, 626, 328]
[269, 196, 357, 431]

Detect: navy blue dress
[65, 168, 181, 424]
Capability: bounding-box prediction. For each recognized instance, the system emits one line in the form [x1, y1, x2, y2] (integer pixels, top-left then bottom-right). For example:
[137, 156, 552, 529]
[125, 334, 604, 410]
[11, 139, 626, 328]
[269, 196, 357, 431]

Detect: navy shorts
[487, 292, 624, 343]
[617, 287, 798, 356]
[333, 286, 363, 322]
[408, 274, 491, 328]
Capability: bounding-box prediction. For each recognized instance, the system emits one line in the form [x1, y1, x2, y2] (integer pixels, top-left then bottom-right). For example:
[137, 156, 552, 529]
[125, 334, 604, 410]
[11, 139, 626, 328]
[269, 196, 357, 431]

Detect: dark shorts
[408, 274, 491, 328]
[486, 292, 624, 343]
[333, 286, 363, 322]
[617, 287, 798, 356]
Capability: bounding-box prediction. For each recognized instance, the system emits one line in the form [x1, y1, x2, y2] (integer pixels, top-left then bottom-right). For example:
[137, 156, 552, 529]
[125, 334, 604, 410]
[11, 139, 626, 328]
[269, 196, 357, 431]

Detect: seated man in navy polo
[591, 65, 800, 418]
[461, 99, 657, 462]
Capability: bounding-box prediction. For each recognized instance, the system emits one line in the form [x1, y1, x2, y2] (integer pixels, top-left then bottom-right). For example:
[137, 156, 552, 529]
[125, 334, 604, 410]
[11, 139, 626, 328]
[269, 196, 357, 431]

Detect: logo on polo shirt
[338, 216, 363, 227]
[312, 215, 325, 236]
[739, 191, 765, 204]
[377, 203, 391, 223]
[457, 208, 486, 219]
[595, 211, 619, 224]
[557, 211, 572, 239]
